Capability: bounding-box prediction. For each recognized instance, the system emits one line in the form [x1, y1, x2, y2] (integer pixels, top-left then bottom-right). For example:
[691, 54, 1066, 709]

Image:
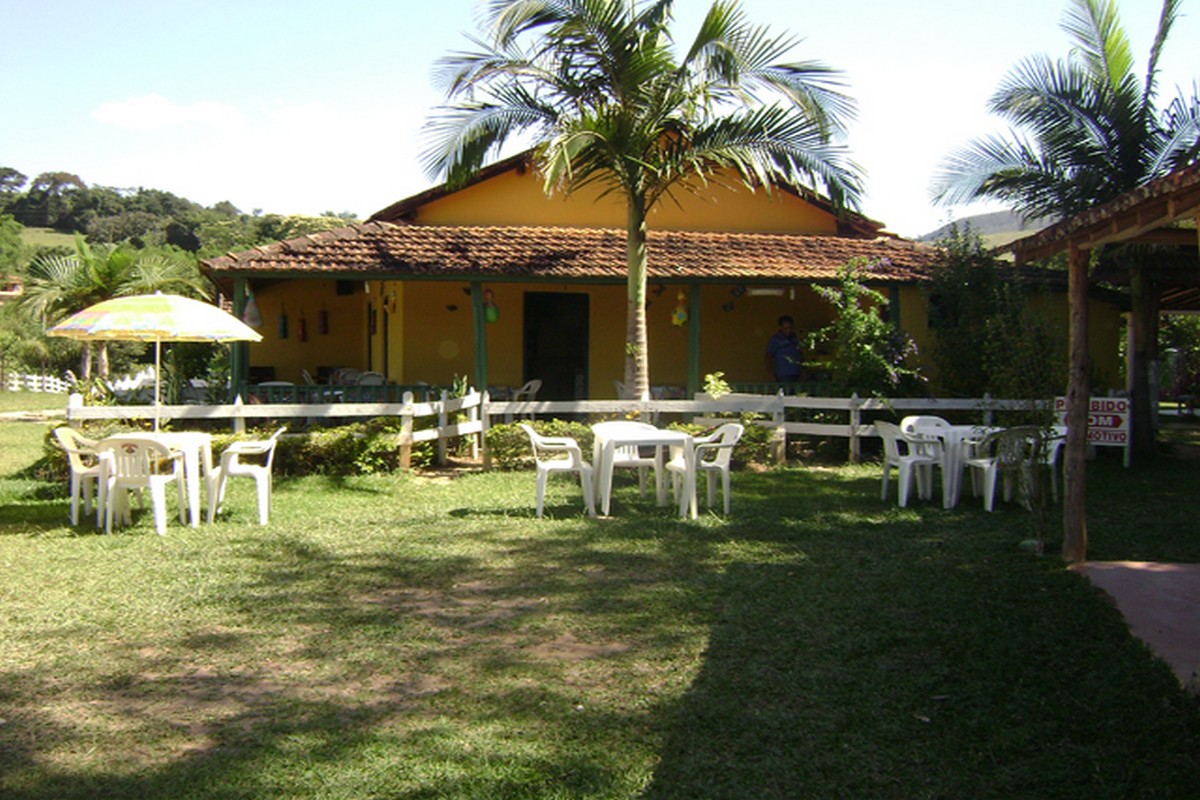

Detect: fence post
[982, 392, 993, 426]
[399, 391, 414, 469]
[437, 390, 449, 466]
[232, 395, 246, 434]
[469, 388, 480, 460]
[849, 393, 861, 463]
[67, 393, 84, 428]
[771, 389, 786, 464]
[480, 390, 491, 469]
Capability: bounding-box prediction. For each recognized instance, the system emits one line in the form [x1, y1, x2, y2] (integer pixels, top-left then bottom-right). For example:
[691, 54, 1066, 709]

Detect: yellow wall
[250, 276, 1122, 396]
[412, 168, 840, 234]
[248, 279, 368, 382]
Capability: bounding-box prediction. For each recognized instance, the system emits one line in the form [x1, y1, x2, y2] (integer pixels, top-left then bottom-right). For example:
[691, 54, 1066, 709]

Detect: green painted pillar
[687, 284, 701, 397]
[470, 281, 488, 393]
[231, 277, 247, 402]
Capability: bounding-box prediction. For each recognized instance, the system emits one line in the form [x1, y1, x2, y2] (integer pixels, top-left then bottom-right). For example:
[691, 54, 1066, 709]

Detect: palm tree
[423, 0, 863, 399]
[933, 0, 1200, 458]
[20, 235, 212, 378]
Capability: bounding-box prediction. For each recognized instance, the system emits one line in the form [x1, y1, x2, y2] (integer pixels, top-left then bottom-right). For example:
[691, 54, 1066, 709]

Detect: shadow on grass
[3, 461, 1200, 798]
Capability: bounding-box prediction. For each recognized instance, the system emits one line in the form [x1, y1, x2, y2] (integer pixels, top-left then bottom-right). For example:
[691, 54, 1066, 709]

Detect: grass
[2, 416, 1199, 799]
[19, 226, 77, 250]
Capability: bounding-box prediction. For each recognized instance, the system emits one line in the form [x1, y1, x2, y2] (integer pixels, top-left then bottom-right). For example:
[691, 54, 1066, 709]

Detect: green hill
[918, 210, 1053, 248]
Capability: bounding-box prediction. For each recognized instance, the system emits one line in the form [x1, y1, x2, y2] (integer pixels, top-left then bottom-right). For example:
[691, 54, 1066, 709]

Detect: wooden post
[687, 284, 701, 397]
[470, 282, 488, 395]
[849, 393, 861, 463]
[399, 391, 414, 469]
[1063, 242, 1089, 563]
[481, 390, 492, 470]
[437, 389, 449, 466]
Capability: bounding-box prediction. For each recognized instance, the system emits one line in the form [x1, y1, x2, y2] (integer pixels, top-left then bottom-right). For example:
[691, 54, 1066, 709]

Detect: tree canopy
[424, 0, 862, 399]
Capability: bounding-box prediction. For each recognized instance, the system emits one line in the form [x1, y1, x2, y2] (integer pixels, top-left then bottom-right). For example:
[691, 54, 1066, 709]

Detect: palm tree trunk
[624, 193, 650, 401]
[1063, 243, 1089, 563]
[97, 342, 110, 379]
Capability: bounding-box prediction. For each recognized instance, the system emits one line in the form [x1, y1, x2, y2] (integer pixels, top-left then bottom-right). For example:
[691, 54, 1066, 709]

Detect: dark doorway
[523, 292, 589, 400]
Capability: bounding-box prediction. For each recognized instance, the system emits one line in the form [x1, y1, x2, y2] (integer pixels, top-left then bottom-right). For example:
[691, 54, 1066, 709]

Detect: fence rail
[63, 389, 1052, 464]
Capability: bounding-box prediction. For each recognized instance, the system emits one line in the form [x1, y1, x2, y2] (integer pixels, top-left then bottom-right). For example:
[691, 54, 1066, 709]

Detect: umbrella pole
[154, 339, 162, 431]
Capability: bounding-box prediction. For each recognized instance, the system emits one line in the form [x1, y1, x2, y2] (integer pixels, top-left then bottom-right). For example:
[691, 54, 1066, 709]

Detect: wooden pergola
[1008, 162, 1200, 562]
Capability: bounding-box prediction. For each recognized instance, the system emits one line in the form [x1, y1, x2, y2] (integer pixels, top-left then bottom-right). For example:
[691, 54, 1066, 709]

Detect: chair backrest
[53, 427, 100, 473]
[520, 423, 582, 464]
[697, 423, 744, 467]
[300, 369, 317, 385]
[900, 415, 950, 436]
[513, 379, 542, 401]
[97, 437, 176, 481]
[228, 426, 288, 470]
[874, 421, 905, 461]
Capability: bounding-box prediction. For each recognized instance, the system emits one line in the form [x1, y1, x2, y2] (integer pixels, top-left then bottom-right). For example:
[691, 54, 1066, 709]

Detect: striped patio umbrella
[47, 293, 262, 428]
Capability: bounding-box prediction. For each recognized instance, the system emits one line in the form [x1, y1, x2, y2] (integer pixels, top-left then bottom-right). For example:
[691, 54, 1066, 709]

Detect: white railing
[3, 372, 72, 394]
[63, 389, 1049, 464]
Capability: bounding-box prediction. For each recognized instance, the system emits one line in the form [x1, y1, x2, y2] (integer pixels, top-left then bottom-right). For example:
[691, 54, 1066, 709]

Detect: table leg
[184, 449, 200, 527]
[600, 442, 616, 516]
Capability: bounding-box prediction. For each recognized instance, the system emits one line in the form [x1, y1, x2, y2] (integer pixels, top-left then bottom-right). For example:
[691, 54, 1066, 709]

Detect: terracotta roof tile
[201, 221, 941, 283]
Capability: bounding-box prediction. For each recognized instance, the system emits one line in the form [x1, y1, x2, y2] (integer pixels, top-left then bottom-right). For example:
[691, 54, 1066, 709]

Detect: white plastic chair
[207, 427, 287, 525]
[300, 368, 317, 385]
[52, 427, 108, 527]
[899, 415, 951, 501]
[356, 371, 385, 386]
[960, 426, 1044, 512]
[520, 424, 595, 518]
[667, 422, 744, 515]
[97, 436, 186, 535]
[875, 421, 938, 507]
[512, 379, 542, 401]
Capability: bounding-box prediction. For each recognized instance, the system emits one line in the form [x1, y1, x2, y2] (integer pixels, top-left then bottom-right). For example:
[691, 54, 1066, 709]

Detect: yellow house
[201, 151, 1123, 398]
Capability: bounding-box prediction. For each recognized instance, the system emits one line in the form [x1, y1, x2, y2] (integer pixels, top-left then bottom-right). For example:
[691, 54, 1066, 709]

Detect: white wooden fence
[3, 373, 72, 393]
[63, 389, 1049, 465]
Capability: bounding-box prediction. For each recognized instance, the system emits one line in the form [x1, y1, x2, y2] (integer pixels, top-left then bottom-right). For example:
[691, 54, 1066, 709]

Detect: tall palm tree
[933, 0, 1200, 457]
[21, 235, 212, 377]
[423, 0, 863, 399]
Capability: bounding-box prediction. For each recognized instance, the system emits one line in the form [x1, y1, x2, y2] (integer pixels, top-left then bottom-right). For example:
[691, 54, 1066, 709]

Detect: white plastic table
[591, 422, 695, 518]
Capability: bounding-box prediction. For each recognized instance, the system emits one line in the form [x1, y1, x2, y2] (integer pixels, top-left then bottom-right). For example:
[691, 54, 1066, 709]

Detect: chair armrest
[225, 441, 274, 456]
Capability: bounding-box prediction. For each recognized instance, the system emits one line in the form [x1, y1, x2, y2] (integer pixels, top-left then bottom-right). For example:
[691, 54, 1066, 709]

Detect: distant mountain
[917, 210, 1053, 247]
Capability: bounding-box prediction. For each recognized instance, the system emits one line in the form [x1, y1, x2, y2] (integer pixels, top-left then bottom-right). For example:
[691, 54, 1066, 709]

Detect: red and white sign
[1053, 397, 1129, 446]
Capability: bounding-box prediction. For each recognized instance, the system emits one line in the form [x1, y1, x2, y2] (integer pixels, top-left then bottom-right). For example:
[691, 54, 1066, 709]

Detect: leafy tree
[424, 0, 862, 399]
[20, 235, 212, 378]
[0, 213, 27, 275]
[932, 0, 1200, 457]
[0, 167, 27, 194]
[809, 260, 923, 397]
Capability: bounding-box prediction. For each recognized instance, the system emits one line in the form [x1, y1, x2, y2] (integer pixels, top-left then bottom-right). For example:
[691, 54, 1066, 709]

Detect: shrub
[485, 419, 595, 470]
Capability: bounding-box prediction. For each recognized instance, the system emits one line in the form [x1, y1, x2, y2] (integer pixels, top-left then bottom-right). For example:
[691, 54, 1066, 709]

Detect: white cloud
[92, 94, 246, 132]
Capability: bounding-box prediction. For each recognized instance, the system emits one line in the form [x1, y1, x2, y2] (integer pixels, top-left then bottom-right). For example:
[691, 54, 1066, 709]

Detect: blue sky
[3, 0, 1197, 237]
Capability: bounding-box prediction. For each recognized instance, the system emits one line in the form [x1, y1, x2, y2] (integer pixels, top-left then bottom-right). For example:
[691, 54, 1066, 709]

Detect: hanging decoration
[483, 289, 500, 323]
[671, 290, 688, 326]
[277, 304, 289, 339]
[242, 287, 263, 328]
[386, 291, 398, 315]
[317, 307, 329, 335]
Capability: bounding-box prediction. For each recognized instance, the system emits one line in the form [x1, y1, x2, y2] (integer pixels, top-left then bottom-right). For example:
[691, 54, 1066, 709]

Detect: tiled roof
[202, 221, 941, 283]
[1007, 161, 1200, 259]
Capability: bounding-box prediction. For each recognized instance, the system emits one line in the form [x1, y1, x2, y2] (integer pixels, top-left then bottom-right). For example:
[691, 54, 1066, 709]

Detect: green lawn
[2, 418, 1198, 799]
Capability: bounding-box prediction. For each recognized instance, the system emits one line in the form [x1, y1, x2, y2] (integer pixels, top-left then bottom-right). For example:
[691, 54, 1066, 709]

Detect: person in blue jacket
[765, 315, 802, 384]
